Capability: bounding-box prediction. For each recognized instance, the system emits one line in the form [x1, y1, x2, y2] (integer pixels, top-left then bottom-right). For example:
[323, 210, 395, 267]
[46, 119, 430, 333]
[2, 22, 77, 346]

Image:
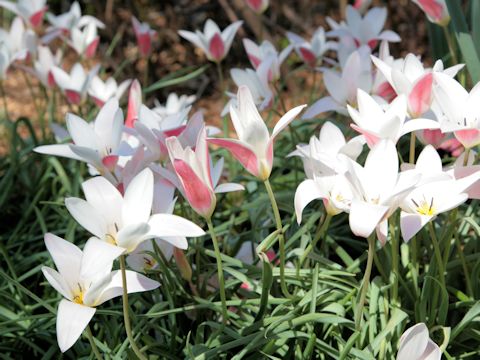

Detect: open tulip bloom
[371, 53, 464, 118]
[132, 16, 156, 57]
[178, 19, 243, 63]
[166, 125, 244, 219]
[303, 47, 372, 119]
[65, 168, 205, 253]
[42, 233, 160, 352]
[208, 86, 306, 180]
[343, 139, 420, 241]
[32, 45, 62, 87]
[289, 121, 364, 178]
[327, 5, 400, 49]
[50, 62, 99, 104]
[347, 89, 440, 147]
[396, 323, 441, 360]
[243, 38, 292, 82]
[69, 21, 100, 58]
[399, 145, 480, 241]
[433, 72, 480, 149]
[46, 1, 104, 34]
[88, 76, 131, 107]
[0, 0, 47, 27]
[34, 99, 131, 184]
[287, 27, 337, 67]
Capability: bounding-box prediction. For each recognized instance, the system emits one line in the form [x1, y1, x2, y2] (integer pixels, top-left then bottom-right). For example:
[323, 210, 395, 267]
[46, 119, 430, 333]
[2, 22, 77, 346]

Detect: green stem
[409, 132, 416, 164]
[85, 325, 102, 360]
[264, 178, 292, 298]
[0, 79, 9, 120]
[119, 256, 148, 360]
[428, 222, 445, 287]
[355, 234, 375, 330]
[390, 220, 399, 306]
[299, 214, 332, 268]
[207, 218, 228, 324]
[463, 147, 471, 167]
[443, 25, 459, 65]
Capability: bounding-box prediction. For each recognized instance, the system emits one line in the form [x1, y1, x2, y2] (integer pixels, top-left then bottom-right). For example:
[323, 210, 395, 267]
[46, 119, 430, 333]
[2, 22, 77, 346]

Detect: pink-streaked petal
[350, 124, 381, 148]
[408, 73, 433, 117]
[208, 33, 225, 62]
[29, 7, 47, 27]
[454, 129, 480, 149]
[65, 90, 82, 105]
[173, 158, 215, 218]
[85, 37, 99, 58]
[208, 138, 260, 178]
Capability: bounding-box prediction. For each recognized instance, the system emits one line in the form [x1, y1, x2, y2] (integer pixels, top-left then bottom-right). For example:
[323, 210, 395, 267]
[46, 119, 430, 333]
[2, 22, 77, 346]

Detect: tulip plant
[2, 0, 480, 359]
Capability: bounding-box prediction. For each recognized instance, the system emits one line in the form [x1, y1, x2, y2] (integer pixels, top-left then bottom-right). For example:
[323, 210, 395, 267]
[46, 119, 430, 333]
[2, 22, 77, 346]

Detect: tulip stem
[443, 25, 458, 66]
[0, 80, 9, 121]
[428, 222, 445, 287]
[207, 218, 229, 325]
[119, 255, 148, 360]
[354, 234, 375, 330]
[463, 147, 471, 167]
[264, 178, 292, 298]
[409, 132, 416, 164]
[298, 214, 332, 269]
[85, 325, 102, 360]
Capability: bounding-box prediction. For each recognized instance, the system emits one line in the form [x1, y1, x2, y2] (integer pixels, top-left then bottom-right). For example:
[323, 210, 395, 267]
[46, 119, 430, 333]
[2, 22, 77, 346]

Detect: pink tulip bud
[132, 16, 156, 57]
[245, 0, 269, 14]
[173, 247, 192, 282]
[208, 33, 225, 62]
[413, 0, 450, 26]
[125, 80, 142, 128]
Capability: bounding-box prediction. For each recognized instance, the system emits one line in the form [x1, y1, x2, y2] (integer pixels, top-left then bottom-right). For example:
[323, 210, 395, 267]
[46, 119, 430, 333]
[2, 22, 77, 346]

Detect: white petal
[397, 323, 430, 360]
[270, 104, 307, 140]
[95, 270, 160, 305]
[302, 96, 342, 119]
[123, 168, 154, 225]
[147, 214, 205, 243]
[42, 267, 73, 300]
[214, 182, 245, 193]
[82, 176, 123, 227]
[400, 212, 432, 242]
[65, 197, 106, 239]
[80, 238, 124, 279]
[56, 299, 96, 353]
[294, 179, 327, 224]
[116, 222, 151, 253]
[44, 233, 82, 288]
[34, 144, 84, 161]
[349, 200, 389, 238]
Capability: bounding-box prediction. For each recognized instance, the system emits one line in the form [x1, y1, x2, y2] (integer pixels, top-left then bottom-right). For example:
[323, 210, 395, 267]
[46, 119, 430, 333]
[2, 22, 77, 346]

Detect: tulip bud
[173, 247, 192, 282]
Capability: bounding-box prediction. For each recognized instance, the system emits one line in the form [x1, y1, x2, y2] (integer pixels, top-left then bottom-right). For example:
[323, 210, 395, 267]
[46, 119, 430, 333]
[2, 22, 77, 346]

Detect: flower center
[412, 197, 436, 216]
[143, 256, 156, 270]
[73, 283, 84, 304]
